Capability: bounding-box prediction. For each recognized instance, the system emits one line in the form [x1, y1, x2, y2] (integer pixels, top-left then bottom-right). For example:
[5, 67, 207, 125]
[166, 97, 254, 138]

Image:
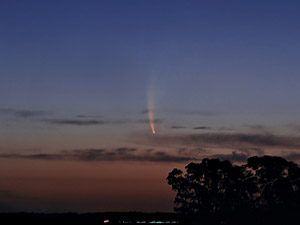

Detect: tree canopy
[167, 156, 300, 214]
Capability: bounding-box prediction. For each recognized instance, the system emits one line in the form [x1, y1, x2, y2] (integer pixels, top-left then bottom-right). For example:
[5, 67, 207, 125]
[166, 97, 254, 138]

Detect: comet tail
[147, 90, 156, 134]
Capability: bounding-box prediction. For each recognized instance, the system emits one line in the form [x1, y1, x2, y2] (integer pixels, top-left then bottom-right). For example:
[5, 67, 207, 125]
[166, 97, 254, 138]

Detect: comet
[147, 87, 156, 134]
[148, 108, 156, 134]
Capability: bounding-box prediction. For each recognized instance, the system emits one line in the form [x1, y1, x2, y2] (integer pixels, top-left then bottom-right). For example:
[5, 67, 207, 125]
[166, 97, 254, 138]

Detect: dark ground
[0, 212, 183, 225]
[0, 209, 298, 225]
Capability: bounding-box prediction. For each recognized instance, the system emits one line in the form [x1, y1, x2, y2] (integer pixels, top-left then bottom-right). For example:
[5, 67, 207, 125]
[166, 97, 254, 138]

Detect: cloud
[42, 117, 164, 126]
[41, 119, 126, 126]
[193, 126, 211, 130]
[140, 132, 300, 149]
[210, 151, 249, 163]
[0, 148, 197, 163]
[77, 114, 103, 118]
[144, 151, 197, 162]
[218, 127, 235, 131]
[0, 153, 62, 160]
[115, 148, 137, 154]
[0, 147, 262, 163]
[141, 109, 216, 117]
[171, 126, 186, 129]
[2, 147, 294, 164]
[42, 115, 168, 126]
[244, 125, 270, 133]
[41, 119, 105, 125]
[236, 148, 265, 156]
[0, 108, 52, 118]
[282, 152, 300, 161]
[178, 148, 207, 155]
[0, 147, 263, 164]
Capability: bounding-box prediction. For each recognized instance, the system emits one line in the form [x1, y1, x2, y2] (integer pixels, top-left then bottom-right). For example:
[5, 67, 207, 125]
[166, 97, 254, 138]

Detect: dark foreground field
[0, 212, 182, 225]
[0, 209, 299, 225]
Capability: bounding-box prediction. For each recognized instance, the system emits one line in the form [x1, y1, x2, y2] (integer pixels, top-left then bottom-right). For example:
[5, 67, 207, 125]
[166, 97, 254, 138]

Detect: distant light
[104, 220, 109, 223]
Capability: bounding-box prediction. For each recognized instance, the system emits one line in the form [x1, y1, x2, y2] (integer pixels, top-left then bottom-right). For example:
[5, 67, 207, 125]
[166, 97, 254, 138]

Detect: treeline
[167, 155, 300, 224]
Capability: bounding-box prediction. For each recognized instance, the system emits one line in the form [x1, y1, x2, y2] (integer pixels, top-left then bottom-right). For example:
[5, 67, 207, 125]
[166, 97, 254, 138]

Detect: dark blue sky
[1, 0, 300, 212]
[1, 0, 300, 118]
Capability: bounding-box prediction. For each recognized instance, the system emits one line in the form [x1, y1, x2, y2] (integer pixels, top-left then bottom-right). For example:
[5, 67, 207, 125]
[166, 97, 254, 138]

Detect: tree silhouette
[247, 156, 300, 209]
[167, 156, 300, 214]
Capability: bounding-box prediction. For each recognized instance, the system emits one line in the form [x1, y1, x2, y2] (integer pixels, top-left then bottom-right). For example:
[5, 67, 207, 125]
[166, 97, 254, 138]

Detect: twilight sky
[1, 0, 300, 212]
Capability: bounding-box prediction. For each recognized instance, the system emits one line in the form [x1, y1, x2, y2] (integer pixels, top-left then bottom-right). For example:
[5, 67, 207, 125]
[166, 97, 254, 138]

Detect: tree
[167, 156, 300, 214]
[247, 156, 300, 209]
